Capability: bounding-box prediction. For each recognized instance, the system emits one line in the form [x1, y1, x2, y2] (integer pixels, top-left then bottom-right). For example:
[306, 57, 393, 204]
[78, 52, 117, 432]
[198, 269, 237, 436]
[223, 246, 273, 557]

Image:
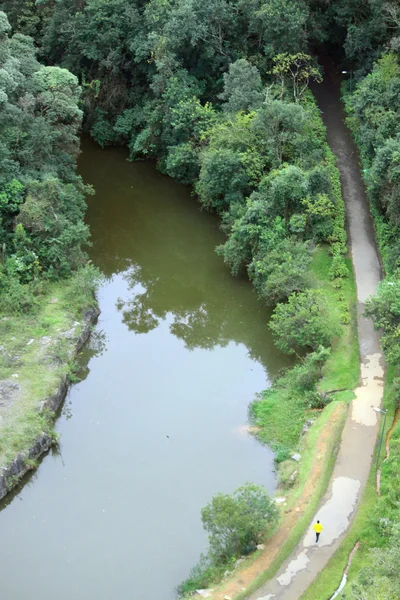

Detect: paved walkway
[248, 66, 384, 600]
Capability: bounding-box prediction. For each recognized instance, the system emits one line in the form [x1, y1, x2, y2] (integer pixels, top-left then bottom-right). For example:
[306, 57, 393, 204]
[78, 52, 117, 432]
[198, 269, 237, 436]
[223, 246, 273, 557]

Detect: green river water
[0, 139, 289, 599]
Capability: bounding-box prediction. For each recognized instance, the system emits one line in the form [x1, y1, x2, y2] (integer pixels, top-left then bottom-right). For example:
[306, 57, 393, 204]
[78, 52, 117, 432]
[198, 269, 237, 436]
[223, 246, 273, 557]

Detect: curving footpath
[247, 66, 384, 600]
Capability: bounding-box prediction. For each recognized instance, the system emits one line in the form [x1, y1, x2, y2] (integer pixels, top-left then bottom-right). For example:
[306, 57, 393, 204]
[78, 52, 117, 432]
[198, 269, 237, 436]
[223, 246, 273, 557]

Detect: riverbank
[0, 269, 99, 500]
[197, 67, 383, 600]
[192, 240, 359, 599]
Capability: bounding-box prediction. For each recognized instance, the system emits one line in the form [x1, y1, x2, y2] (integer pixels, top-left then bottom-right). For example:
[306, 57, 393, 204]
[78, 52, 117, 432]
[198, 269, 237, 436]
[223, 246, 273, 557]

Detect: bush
[340, 312, 351, 324]
[201, 483, 279, 563]
[274, 445, 292, 463]
[62, 264, 102, 316]
[176, 554, 225, 597]
[0, 271, 38, 314]
[329, 254, 349, 279]
[365, 278, 400, 364]
[249, 238, 312, 304]
[269, 290, 337, 354]
[332, 278, 343, 289]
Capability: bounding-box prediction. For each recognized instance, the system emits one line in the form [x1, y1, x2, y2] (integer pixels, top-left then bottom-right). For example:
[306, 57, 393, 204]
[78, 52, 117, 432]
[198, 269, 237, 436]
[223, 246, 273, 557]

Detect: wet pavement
[248, 63, 384, 600]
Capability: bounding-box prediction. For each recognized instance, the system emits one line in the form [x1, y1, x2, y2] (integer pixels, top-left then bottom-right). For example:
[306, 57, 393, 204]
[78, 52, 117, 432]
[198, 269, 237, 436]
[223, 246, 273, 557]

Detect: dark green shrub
[201, 483, 279, 563]
[270, 290, 337, 354]
[329, 254, 349, 280]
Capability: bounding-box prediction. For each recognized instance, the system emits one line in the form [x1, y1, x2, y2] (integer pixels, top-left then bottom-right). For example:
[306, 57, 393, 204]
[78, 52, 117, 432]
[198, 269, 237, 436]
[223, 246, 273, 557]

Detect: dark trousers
[316, 532, 320, 543]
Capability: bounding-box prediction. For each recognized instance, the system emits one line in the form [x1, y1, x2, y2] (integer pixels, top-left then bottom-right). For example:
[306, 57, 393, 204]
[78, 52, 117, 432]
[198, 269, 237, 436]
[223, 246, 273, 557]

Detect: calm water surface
[0, 139, 289, 600]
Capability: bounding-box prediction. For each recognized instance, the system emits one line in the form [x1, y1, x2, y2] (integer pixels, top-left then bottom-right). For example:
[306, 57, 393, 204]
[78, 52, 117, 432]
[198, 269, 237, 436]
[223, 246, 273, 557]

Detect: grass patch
[251, 245, 359, 458]
[233, 401, 348, 600]
[299, 365, 397, 600]
[0, 268, 99, 467]
[225, 245, 360, 600]
[310, 246, 359, 393]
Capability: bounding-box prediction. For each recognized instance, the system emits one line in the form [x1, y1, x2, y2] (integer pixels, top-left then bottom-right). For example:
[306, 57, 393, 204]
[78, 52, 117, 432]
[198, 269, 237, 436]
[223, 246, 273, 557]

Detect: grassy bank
[0, 268, 99, 473]
[233, 400, 348, 600]
[300, 365, 397, 600]
[250, 245, 359, 460]
[180, 240, 359, 599]
[226, 250, 359, 600]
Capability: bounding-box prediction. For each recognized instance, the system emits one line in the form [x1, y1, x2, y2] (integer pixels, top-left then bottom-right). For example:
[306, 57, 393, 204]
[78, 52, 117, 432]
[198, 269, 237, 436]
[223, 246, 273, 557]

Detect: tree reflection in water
[115, 261, 292, 375]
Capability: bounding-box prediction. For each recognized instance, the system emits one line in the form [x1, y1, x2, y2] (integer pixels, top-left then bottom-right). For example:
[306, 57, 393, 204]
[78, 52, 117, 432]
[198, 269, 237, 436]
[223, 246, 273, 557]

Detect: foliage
[270, 290, 337, 354]
[271, 52, 322, 101]
[219, 59, 264, 113]
[248, 238, 312, 304]
[0, 11, 92, 319]
[251, 346, 331, 453]
[350, 525, 400, 599]
[201, 483, 279, 562]
[178, 483, 278, 596]
[341, 42, 400, 600]
[365, 278, 400, 365]
[0, 3, 366, 597]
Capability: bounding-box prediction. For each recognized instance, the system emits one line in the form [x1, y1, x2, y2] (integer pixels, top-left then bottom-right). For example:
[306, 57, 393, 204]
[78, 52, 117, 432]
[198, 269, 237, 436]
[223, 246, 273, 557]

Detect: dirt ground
[209, 404, 345, 600]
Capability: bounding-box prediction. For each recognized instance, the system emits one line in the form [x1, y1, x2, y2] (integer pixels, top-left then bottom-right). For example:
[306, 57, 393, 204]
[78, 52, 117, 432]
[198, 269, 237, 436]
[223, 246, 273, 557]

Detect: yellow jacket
[313, 522, 323, 533]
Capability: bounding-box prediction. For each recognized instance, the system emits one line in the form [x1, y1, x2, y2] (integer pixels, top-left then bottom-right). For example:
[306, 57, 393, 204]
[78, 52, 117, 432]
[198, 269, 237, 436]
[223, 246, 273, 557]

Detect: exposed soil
[209, 404, 345, 600]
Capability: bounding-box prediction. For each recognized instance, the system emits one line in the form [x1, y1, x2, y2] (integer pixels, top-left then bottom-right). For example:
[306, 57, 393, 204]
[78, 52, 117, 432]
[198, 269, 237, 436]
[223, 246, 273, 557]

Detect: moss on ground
[0, 271, 98, 468]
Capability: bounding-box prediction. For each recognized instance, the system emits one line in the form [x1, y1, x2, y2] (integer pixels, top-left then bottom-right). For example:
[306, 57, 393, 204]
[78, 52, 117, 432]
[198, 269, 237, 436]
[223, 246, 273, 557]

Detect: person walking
[313, 520, 323, 543]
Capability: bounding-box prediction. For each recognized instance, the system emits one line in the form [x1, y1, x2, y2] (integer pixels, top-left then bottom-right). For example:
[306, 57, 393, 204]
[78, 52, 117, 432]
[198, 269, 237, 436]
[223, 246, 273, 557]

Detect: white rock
[11, 373, 19, 378]
[195, 590, 214, 598]
[26, 339, 34, 346]
[274, 496, 287, 504]
[291, 453, 301, 462]
[234, 558, 245, 569]
[256, 544, 265, 550]
[224, 596, 232, 599]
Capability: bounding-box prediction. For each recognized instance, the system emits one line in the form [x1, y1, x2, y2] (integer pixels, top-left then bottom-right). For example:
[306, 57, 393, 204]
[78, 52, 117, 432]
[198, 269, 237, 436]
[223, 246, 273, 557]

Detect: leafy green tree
[365, 278, 400, 365]
[259, 165, 309, 227]
[201, 483, 278, 562]
[370, 138, 400, 227]
[346, 53, 400, 164]
[219, 59, 264, 113]
[196, 147, 251, 212]
[302, 192, 335, 240]
[217, 205, 285, 276]
[251, 0, 309, 60]
[271, 52, 322, 102]
[17, 178, 91, 277]
[0, 11, 88, 287]
[270, 289, 336, 353]
[253, 100, 318, 167]
[0, 179, 24, 244]
[325, 0, 388, 72]
[248, 238, 312, 304]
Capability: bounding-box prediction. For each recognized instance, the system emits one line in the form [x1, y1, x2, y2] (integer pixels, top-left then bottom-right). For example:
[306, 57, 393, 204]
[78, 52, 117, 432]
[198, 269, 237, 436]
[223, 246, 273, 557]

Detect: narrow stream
[0, 139, 289, 600]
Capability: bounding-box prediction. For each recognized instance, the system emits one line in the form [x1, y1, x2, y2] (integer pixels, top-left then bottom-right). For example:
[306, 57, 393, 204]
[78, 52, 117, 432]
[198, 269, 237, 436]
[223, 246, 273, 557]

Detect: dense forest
[1, 0, 400, 598]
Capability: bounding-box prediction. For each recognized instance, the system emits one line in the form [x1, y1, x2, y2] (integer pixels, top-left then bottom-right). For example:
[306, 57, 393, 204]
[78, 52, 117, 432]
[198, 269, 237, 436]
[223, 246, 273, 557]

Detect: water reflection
[79, 138, 290, 375]
[0, 141, 289, 600]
